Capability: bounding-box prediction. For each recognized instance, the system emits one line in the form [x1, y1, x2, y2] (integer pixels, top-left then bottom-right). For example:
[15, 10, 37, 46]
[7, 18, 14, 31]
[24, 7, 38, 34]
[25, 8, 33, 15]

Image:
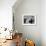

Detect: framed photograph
[22, 14, 36, 25]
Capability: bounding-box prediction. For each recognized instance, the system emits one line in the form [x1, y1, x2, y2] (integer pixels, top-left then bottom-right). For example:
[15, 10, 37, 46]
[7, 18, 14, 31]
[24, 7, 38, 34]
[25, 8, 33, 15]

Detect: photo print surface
[23, 15, 36, 25]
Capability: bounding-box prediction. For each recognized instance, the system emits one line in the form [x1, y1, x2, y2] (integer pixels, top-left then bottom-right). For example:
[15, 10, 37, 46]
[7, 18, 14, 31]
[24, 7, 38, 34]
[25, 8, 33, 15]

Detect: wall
[41, 0, 46, 46]
[13, 0, 42, 46]
[0, 0, 16, 30]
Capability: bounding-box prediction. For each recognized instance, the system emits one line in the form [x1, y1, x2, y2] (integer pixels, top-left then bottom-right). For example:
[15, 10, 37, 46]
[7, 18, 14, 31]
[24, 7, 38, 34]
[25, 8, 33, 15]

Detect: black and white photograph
[22, 15, 36, 25]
